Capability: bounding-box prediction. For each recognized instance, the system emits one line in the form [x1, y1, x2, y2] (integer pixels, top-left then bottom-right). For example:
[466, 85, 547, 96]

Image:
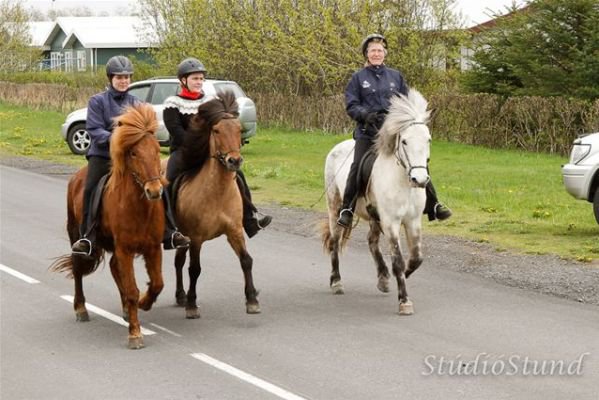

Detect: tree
[137, 0, 466, 96]
[0, 0, 40, 72]
[462, 0, 599, 100]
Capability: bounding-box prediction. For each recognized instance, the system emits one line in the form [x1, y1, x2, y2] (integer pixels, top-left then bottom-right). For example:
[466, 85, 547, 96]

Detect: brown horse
[167, 91, 259, 319]
[51, 103, 166, 349]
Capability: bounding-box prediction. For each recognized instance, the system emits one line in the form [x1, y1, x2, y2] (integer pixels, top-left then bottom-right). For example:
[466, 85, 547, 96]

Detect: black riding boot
[71, 205, 96, 257]
[237, 172, 272, 238]
[162, 189, 190, 250]
[424, 181, 452, 221]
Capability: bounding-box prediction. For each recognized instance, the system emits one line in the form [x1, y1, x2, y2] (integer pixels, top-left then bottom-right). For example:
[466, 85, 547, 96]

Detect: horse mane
[109, 103, 159, 180]
[180, 90, 239, 172]
[375, 89, 431, 157]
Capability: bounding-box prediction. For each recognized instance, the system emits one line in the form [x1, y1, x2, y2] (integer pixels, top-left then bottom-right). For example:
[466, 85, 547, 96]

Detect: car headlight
[569, 143, 591, 164]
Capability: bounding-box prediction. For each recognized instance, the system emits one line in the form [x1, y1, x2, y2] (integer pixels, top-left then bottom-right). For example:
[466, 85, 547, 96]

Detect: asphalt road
[1, 165, 598, 400]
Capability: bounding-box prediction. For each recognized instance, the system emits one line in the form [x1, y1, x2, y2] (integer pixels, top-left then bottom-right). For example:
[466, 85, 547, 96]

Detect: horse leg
[109, 255, 128, 321]
[114, 247, 143, 349]
[174, 247, 187, 306]
[139, 245, 164, 311]
[368, 221, 390, 293]
[72, 257, 89, 322]
[227, 233, 260, 314]
[327, 216, 344, 295]
[403, 221, 423, 279]
[389, 237, 413, 316]
[185, 243, 202, 319]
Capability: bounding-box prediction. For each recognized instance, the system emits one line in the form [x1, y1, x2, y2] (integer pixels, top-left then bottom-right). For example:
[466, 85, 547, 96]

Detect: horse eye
[130, 151, 137, 158]
[401, 139, 407, 145]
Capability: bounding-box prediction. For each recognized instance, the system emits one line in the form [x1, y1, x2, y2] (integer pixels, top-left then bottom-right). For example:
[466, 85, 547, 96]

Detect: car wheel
[593, 187, 599, 225]
[67, 123, 90, 155]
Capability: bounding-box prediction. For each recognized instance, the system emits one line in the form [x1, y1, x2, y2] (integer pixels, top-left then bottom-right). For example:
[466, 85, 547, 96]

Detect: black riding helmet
[106, 55, 134, 78]
[361, 33, 388, 58]
[177, 57, 207, 80]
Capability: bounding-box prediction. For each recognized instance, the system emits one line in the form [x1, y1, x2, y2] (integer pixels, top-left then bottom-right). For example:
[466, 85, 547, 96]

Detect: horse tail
[49, 253, 103, 279]
[321, 219, 349, 254]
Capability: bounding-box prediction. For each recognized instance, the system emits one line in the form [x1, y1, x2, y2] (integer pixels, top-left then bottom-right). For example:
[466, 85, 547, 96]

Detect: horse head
[191, 90, 243, 172]
[375, 89, 432, 188]
[109, 104, 165, 200]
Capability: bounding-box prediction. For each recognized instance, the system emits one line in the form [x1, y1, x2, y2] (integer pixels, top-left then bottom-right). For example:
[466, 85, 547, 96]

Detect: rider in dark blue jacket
[71, 56, 190, 257]
[337, 34, 452, 228]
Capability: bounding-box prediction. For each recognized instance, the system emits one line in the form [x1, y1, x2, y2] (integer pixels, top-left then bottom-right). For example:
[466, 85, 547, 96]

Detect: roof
[42, 16, 158, 49]
[27, 21, 54, 49]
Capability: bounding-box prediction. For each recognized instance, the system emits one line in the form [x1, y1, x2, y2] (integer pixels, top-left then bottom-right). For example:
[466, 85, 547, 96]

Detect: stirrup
[337, 208, 354, 228]
[72, 238, 93, 257]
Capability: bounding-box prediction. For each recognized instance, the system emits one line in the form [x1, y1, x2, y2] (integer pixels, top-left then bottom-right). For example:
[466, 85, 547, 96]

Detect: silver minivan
[61, 77, 257, 155]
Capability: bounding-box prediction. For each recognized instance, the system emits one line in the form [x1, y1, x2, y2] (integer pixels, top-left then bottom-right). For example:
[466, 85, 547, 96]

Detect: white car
[61, 77, 257, 155]
[561, 132, 599, 224]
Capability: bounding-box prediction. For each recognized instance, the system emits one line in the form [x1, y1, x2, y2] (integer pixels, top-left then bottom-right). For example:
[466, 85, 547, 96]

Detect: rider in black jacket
[337, 34, 452, 228]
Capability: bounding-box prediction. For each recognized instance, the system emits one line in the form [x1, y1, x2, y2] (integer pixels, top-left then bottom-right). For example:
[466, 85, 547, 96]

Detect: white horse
[322, 89, 431, 315]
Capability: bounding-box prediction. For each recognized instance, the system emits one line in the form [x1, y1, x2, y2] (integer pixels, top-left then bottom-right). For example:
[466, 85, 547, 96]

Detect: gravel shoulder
[3, 155, 598, 306]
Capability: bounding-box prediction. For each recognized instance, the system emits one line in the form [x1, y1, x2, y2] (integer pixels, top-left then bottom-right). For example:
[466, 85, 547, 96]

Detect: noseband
[394, 121, 429, 177]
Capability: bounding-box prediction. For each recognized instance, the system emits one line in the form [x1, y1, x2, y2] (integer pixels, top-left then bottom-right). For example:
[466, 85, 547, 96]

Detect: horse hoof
[176, 294, 187, 307]
[128, 336, 144, 350]
[246, 303, 261, 314]
[398, 300, 414, 316]
[76, 312, 89, 322]
[186, 307, 200, 319]
[331, 281, 344, 295]
[377, 278, 390, 293]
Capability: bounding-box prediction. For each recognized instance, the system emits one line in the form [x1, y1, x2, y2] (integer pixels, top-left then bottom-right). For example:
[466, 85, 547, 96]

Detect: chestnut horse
[51, 103, 166, 349]
[166, 91, 259, 319]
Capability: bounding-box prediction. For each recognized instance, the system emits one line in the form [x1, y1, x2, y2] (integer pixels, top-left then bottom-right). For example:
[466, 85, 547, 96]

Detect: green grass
[1, 102, 597, 261]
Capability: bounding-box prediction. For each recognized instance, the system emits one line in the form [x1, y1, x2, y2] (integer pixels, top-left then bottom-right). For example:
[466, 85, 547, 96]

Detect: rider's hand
[364, 112, 378, 125]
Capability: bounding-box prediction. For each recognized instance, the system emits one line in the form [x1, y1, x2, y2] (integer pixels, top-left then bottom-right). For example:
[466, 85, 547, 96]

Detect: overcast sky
[25, 0, 527, 27]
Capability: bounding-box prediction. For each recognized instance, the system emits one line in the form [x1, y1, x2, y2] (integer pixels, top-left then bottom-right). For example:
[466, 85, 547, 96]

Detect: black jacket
[345, 64, 408, 139]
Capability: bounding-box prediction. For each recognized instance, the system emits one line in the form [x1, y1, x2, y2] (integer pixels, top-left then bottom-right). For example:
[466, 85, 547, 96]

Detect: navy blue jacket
[86, 86, 138, 159]
[345, 64, 408, 139]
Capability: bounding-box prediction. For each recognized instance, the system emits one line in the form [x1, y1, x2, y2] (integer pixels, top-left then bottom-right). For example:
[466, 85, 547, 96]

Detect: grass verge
[1, 102, 597, 261]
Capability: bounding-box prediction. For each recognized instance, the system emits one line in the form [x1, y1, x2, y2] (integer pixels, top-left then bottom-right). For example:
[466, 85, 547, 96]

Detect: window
[150, 83, 179, 104]
[76, 51, 86, 71]
[64, 51, 73, 72]
[50, 52, 62, 70]
[128, 84, 151, 102]
[212, 82, 244, 98]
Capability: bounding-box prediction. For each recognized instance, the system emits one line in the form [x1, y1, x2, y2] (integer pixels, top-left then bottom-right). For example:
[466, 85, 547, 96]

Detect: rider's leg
[236, 170, 272, 238]
[337, 138, 373, 228]
[424, 180, 452, 221]
[163, 150, 190, 250]
[71, 156, 111, 256]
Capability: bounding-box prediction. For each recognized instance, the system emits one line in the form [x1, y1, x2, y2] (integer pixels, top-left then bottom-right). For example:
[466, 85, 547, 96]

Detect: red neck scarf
[180, 87, 202, 100]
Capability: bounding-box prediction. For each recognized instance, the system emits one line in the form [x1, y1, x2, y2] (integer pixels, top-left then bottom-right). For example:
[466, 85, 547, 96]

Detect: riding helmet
[361, 33, 388, 58]
[105, 55, 134, 77]
[177, 57, 207, 80]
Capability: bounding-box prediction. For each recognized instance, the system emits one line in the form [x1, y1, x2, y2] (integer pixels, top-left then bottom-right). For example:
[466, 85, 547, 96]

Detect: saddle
[355, 148, 380, 222]
[86, 173, 110, 232]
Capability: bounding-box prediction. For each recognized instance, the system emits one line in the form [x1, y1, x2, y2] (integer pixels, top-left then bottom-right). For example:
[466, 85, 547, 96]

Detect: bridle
[394, 121, 429, 178]
[126, 134, 162, 195]
[210, 113, 242, 168]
